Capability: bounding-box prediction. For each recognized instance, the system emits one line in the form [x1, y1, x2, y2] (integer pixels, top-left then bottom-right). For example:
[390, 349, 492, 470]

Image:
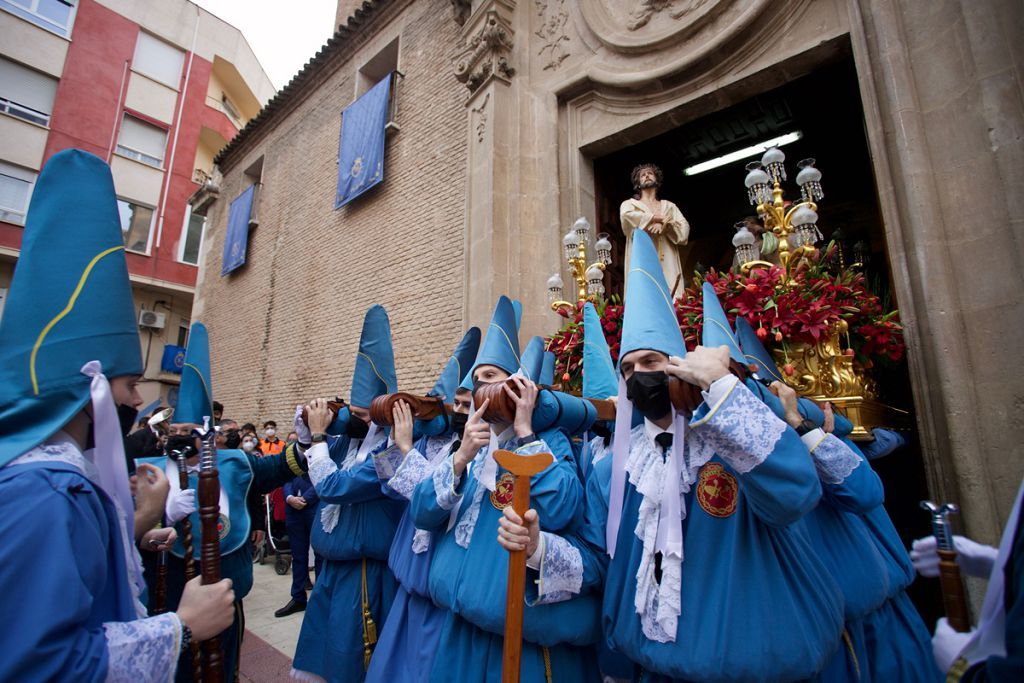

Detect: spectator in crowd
[125, 406, 171, 461]
[241, 423, 258, 440]
[286, 431, 298, 445]
[260, 420, 284, 456]
[275, 473, 321, 617]
[218, 419, 242, 449]
[213, 401, 224, 423]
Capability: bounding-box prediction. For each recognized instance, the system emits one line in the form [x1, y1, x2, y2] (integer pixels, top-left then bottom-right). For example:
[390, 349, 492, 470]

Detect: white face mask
[242, 440, 255, 452]
[265, 428, 276, 438]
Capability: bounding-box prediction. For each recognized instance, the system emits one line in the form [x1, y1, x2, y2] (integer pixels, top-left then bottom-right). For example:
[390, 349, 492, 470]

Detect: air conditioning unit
[139, 310, 166, 329]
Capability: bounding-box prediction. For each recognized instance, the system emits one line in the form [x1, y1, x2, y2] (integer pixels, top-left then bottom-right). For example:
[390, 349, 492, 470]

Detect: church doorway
[591, 55, 943, 623]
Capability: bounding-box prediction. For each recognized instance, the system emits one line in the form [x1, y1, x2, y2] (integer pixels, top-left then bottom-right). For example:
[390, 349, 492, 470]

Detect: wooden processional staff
[173, 445, 203, 682]
[493, 449, 554, 683]
[921, 500, 971, 632]
[198, 417, 226, 683]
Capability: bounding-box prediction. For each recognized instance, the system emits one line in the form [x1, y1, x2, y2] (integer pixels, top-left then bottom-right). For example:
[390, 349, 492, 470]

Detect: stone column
[848, 0, 1024, 543]
[457, 0, 521, 330]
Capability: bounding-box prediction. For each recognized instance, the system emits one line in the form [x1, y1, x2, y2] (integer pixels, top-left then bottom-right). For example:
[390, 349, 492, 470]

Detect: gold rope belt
[361, 558, 378, 671]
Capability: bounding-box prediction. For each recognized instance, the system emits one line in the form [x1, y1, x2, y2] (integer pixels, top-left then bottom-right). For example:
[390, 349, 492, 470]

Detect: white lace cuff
[529, 532, 583, 605]
[387, 449, 433, 500]
[372, 444, 405, 480]
[103, 613, 181, 683]
[700, 374, 739, 411]
[432, 454, 462, 511]
[691, 379, 785, 474]
[306, 442, 335, 487]
[807, 433, 862, 485]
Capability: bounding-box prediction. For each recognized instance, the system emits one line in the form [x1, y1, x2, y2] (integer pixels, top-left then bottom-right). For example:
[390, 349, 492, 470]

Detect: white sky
[193, 0, 338, 91]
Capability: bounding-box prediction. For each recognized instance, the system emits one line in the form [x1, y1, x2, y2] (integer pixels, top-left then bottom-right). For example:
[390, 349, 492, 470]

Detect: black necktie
[653, 431, 673, 584]
[654, 432, 673, 453]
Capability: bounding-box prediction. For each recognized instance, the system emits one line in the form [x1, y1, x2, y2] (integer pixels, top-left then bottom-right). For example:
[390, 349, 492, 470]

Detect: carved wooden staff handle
[938, 548, 971, 632]
[198, 428, 225, 683]
[492, 449, 554, 683]
[174, 454, 201, 680]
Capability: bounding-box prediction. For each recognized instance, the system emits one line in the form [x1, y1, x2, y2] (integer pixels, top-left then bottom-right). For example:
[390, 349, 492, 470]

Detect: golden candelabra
[735, 153, 824, 286]
[548, 217, 612, 312]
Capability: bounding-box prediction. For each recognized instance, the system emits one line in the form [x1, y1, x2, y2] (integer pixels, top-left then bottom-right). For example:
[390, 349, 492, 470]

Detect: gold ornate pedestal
[772, 320, 906, 441]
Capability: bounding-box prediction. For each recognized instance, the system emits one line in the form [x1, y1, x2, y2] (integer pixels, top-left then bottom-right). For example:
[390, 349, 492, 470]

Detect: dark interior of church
[591, 54, 944, 623]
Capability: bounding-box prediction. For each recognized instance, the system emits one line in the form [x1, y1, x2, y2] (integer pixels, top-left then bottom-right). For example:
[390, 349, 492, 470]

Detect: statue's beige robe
[619, 198, 689, 295]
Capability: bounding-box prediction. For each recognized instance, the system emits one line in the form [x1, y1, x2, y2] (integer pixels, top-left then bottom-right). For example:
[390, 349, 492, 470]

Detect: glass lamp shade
[744, 163, 772, 206]
[563, 231, 579, 260]
[547, 273, 564, 301]
[586, 265, 605, 296]
[573, 217, 591, 241]
[790, 206, 821, 248]
[796, 158, 824, 202]
[733, 225, 758, 265]
[761, 146, 787, 183]
[595, 233, 612, 265]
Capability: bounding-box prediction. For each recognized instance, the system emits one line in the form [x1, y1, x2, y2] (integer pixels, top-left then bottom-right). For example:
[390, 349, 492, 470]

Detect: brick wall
[194, 1, 467, 426]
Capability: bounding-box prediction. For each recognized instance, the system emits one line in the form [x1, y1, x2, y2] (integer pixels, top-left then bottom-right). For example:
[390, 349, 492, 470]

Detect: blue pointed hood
[540, 352, 555, 387]
[351, 305, 398, 408]
[701, 282, 745, 364]
[734, 317, 784, 383]
[470, 295, 521, 379]
[619, 229, 686, 370]
[429, 327, 481, 401]
[519, 336, 545, 382]
[512, 299, 523, 329]
[0, 149, 142, 465]
[175, 323, 215, 425]
[583, 302, 617, 399]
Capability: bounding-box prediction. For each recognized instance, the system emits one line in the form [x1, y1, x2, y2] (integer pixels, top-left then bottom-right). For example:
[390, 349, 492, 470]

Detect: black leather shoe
[275, 599, 307, 617]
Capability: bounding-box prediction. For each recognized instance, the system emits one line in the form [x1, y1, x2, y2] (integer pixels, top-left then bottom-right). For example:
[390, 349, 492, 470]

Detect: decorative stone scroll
[454, 5, 516, 93]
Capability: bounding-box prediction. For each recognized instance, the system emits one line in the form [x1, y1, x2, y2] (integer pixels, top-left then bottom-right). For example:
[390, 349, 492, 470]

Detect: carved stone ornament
[535, 0, 571, 71]
[454, 8, 516, 93]
[578, 0, 751, 53]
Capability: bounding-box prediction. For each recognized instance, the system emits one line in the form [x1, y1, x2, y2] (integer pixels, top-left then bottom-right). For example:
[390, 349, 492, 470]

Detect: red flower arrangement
[546, 244, 904, 393]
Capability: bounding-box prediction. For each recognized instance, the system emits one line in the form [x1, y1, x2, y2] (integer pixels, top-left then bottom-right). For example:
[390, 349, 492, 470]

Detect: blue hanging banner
[221, 184, 255, 276]
[160, 344, 186, 374]
[336, 74, 391, 208]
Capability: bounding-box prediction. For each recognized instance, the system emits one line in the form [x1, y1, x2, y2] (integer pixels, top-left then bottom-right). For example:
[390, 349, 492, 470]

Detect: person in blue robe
[366, 327, 480, 683]
[724, 309, 888, 681]
[0, 149, 234, 682]
[735, 315, 940, 681]
[137, 322, 309, 682]
[410, 295, 600, 683]
[292, 305, 406, 683]
[499, 230, 845, 682]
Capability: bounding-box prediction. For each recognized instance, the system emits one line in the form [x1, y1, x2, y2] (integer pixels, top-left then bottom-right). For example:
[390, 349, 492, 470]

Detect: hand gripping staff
[921, 500, 971, 632]
[492, 449, 554, 683]
[172, 444, 203, 681]
[198, 416, 225, 682]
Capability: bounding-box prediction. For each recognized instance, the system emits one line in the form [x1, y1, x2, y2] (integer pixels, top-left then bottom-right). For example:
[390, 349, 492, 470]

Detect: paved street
[240, 556, 311, 681]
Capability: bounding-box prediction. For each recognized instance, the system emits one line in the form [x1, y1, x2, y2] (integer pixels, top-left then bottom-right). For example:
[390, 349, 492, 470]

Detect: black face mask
[450, 411, 468, 438]
[346, 418, 370, 440]
[626, 371, 672, 421]
[165, 434, 197, 460]
[116, 403, 139, 438]
[224, 430, 241, 449]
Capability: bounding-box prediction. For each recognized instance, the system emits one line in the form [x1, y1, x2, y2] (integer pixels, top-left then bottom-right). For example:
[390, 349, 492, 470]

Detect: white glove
[165, 487, 197, 524]
[932, 617, 973, 672]
[294, 404, 312, 444]
[911, 534, 998, 579]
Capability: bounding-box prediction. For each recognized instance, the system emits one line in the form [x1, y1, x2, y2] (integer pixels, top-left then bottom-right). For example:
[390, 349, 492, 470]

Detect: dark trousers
[285, 506, 320, 602]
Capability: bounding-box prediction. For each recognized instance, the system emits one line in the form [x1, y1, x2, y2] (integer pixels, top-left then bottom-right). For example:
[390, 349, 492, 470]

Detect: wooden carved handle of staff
[199, 427, 225, 683]
[492, 449, 554, 683]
